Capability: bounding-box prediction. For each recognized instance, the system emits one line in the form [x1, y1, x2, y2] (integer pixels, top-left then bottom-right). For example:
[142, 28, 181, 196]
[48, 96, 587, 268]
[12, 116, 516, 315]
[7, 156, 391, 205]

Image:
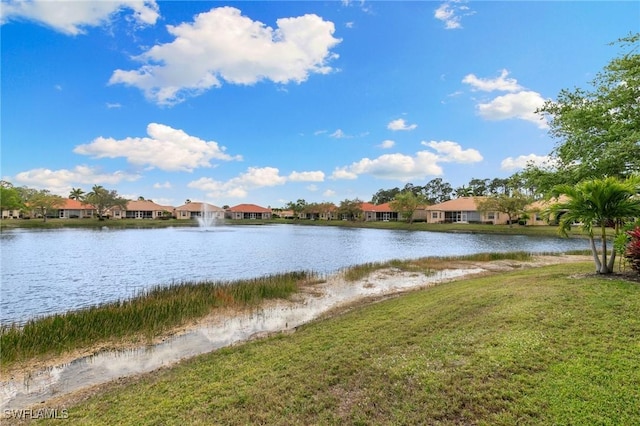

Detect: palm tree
[454, 185, 472, 198]
[550, 176, 640, 274]
[69, 187, 85, 201]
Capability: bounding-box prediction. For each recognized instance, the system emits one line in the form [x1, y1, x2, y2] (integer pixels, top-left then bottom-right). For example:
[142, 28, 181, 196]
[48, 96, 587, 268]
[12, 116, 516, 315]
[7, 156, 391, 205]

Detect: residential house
[110, 200, 175, 219]
[56, 198, 96, 219]
[272, 209, 295, 219]
[226, 204, 272, 220]
[175, 202, 225, 221]
[524, 196, 569, 226]
[425, 197, 509, 224]
[360, 202, 399, 222]
[1, 209, 21, 219]
[300, 203, 338, 220]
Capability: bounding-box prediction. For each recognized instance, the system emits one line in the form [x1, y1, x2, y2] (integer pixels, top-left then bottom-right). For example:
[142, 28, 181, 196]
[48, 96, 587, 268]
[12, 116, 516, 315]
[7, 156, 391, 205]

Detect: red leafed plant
[625, 226, 640, 273]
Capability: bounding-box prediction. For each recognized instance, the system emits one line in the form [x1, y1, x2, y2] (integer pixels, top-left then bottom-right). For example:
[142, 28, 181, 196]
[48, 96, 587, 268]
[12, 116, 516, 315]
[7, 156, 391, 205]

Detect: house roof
[125, 200, 175, 211]
[425, 197, 486, 212]
[526, 196, 569, 211]
[174, 202, 224, 212]
[361, 202, 395, 212]
[60, 198, 95, 210]
[228, 203, 271, 213]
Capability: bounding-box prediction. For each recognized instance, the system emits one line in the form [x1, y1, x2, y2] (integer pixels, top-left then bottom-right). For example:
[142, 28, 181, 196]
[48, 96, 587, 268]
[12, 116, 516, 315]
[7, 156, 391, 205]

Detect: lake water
[0, 224, 587, 324]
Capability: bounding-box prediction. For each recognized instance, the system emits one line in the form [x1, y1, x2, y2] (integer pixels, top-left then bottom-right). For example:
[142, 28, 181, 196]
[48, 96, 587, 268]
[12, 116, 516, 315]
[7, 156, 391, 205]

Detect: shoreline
[0, 255, 590, 411]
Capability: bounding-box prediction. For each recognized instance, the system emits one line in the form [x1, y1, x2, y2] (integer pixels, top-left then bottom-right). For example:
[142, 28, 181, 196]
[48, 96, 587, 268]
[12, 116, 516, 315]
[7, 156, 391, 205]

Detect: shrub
[624, 226, 640, 273]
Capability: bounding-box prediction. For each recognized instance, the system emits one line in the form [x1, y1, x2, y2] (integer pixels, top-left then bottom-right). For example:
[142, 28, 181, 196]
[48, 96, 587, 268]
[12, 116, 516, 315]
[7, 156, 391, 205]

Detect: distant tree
[337, 199, 363, 221]
[488, 178, 510, 195]
[550, 176, 640, 274]
[84, 185, 128, 220]
[468, 178, 489, 196]
[371, 187, 400, 204]
[69, 187, 85, 201]
[137, 196, 146, 201]
[514, 167, 568, 198]
[390, 191, 425, 223]
[285, 199, 307, 219]
[453, 185, 472, 198]
[0, 181, 23, 217]
[477, 192, 531, 227]
[25, 189, 64, 222]
[422, 178, 453, 204]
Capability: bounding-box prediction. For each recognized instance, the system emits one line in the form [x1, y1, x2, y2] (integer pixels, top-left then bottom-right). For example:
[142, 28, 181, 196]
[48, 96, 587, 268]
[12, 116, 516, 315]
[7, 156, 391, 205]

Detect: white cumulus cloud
[288, 171, 325, 182]
[477, 91, 548, 128]
[462, 70, 549, 128]
[188, 166, 287, 199]
[331, 152, 443, 181]
[109, 7, 341, 105]
[13, 165, 140, 195]
[331, 140, 482, 182]
[501, 154, 557, 171]
[0, 0, 159, 35]
[422, 140, 483, 163]
[434, 1, 473, 30]
[73, 123, 242, 172]
[153, 181, 172, 189]
[379, 139, 395, 149]
[387, 118, 417, 131]
[462, 69, 522, 92]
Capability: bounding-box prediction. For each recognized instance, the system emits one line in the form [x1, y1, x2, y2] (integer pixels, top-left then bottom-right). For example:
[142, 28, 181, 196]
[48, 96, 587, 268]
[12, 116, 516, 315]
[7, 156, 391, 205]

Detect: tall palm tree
[69, 187, 85, 201]
[550, 176, 640, 274]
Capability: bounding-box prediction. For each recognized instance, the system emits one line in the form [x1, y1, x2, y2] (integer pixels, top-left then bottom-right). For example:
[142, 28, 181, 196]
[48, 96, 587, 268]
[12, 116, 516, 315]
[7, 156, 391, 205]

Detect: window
[432, 212, 438, 219]
[487, 212, 495, 220]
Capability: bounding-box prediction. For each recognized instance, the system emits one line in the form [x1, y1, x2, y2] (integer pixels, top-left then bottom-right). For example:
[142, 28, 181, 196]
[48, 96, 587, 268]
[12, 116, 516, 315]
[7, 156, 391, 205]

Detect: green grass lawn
[54, 263, 639, 425]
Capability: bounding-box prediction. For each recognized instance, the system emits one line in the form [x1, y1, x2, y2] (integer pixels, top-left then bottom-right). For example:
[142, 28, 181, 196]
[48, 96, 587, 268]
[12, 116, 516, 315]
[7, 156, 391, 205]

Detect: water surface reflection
[1, 225, 586, 324]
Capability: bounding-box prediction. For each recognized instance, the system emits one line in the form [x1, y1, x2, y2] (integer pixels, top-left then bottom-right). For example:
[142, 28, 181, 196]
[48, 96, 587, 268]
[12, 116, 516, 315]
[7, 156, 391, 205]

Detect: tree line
[0, 183, 128, 221]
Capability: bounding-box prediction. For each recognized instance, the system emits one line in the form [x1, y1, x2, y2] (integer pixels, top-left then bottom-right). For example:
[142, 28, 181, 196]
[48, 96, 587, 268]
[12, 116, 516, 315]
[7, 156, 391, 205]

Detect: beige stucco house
[175, 202, 225, 221]
[226, 204, 272, 220]
[56, 198, 96, 219]
[524, 196, 569, 226]
[110, 200, 175, 219]
[425, 197, 509, 225]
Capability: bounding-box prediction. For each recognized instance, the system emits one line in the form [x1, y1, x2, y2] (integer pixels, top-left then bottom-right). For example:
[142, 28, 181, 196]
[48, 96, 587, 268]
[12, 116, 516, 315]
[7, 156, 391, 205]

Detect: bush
[624, 226, 640, 273]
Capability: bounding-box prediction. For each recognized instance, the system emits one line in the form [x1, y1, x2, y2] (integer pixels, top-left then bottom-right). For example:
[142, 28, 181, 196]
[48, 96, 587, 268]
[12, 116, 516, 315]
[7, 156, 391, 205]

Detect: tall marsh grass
[0, 271, 314, 367]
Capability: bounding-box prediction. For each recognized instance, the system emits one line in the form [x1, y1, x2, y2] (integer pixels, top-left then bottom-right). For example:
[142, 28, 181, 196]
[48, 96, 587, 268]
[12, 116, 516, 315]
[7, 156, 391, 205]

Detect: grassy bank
[0, 218, 200, 230]
[51, 262, 639, 425]
[0, 272, 315, 368]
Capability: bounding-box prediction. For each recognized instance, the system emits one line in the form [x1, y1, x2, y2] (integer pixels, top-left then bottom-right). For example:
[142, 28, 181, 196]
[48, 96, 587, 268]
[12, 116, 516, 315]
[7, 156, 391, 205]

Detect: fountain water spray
[197, 203, 219, 229]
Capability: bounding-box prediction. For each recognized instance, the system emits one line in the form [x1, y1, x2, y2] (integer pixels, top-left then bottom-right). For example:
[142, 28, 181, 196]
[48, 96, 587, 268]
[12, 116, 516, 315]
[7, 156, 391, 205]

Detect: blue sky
[1, 1, 638, 208]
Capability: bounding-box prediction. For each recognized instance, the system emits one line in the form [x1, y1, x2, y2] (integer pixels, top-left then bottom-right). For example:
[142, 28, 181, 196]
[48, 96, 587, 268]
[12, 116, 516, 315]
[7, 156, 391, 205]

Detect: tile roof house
[425, 197, 509, 224]
[300, 203, 338, 220]
[110, 200, 175, 219]
[524, 196, 569, 226]
[1, 209, 21, 219]
[360, 202, 399, 222]
[174, 202, 225, 221]
[226, 204, 272, 220]
[56, 198, 96, 219]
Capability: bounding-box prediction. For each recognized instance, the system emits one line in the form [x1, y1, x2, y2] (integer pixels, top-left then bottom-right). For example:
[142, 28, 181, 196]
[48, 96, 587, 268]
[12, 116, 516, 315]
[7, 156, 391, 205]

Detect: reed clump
[0, 271, 313, 367]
